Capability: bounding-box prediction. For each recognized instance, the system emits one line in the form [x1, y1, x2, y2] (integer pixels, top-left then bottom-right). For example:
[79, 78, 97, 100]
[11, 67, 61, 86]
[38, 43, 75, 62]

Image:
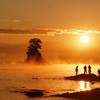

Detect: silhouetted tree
[25, 38, 45, 63]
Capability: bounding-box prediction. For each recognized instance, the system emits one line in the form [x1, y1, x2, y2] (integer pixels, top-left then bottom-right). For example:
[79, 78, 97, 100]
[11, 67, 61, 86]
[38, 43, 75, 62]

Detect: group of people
[75, 65, 91, 76]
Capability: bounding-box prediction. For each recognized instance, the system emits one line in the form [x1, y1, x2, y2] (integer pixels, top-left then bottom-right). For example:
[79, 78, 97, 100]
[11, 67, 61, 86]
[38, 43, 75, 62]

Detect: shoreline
[14, 88, 100, 100]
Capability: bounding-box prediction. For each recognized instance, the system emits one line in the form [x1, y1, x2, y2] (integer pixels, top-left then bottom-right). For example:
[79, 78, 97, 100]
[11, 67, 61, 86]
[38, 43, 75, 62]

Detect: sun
[81, 36, 89, 43]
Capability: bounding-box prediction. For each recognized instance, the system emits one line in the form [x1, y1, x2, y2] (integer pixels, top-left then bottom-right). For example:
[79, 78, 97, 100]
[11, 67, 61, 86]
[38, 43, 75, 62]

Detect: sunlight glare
[81, 36, 89, 43]
[79, 81, 91, 91]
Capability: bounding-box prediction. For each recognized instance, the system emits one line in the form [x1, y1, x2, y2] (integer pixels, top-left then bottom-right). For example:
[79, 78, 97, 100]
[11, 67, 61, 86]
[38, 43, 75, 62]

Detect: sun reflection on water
[78, 81, 91, 91]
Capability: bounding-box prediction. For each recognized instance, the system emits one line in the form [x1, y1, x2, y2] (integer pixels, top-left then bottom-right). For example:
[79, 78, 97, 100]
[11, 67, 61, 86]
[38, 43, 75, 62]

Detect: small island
[25, 38, 46, 64]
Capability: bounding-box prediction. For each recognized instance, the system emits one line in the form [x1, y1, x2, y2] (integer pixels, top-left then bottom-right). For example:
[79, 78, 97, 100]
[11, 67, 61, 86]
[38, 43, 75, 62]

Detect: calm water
[0, 64, 100, 100]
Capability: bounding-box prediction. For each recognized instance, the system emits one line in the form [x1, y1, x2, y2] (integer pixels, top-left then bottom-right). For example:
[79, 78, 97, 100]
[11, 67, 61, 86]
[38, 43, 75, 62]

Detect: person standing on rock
[88, 65, 91, 74]
[98, 69, 100, 76]
[84, 65, 87, 74]
[75, 66, 78, 76]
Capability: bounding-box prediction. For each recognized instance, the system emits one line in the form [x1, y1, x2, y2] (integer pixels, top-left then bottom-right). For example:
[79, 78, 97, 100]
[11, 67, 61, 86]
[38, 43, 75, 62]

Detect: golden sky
[0, 0, 100, 29]
[0, 31, 100, 64]
[0, 0, 100, 64]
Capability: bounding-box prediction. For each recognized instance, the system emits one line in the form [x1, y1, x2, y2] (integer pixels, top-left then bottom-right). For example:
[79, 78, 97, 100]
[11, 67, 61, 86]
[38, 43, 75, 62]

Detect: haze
[0, 0, 100, 64]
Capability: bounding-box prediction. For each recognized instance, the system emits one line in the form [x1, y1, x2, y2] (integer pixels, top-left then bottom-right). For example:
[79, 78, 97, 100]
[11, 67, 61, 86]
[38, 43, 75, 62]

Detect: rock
[19, 89, 44, 97]
[64, 74, 100, 81]
[14, 90, 19, 93]
[33, 78, 38, 79]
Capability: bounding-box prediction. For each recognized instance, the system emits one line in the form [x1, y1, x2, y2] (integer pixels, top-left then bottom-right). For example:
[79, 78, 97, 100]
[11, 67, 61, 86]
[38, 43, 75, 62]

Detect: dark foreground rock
[64, 74, 100, 81]
[14, 89, 45, 97]
[25, 90, 44, 97]
[52, 88, 100, 100]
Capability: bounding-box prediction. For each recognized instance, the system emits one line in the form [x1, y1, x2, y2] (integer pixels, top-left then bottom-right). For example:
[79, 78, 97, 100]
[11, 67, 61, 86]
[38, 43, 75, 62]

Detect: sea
[0, 64, 100, 100]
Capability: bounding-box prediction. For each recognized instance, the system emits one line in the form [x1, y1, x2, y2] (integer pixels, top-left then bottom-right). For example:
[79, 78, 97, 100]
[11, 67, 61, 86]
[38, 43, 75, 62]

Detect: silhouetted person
[98, 69, 100, 76]
[75, 66, 78, 76]
[88, 65, 91, 74]
[84, 65, 87, 74]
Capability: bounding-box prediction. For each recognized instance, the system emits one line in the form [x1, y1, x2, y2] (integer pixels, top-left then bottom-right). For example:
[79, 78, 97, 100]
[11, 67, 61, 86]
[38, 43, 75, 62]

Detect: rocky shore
[64, 74, 100, 81]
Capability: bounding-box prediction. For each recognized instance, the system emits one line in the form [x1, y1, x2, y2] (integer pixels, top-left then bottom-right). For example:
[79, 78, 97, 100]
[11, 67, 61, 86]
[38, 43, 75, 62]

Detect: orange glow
[79, 81, 91, 91]
[81, 36, 89, 43]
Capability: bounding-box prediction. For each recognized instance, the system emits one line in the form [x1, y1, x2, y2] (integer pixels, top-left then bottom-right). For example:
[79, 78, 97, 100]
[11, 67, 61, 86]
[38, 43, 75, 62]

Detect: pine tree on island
[25, 38, 45, 64]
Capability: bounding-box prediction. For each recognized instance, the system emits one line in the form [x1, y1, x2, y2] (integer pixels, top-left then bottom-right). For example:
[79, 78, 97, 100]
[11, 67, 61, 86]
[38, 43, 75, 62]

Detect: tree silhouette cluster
[25, 38, 45, 63]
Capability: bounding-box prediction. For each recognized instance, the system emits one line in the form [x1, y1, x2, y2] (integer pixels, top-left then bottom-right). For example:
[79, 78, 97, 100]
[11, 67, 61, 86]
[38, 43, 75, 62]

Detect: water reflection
[78, 81, 91, 91]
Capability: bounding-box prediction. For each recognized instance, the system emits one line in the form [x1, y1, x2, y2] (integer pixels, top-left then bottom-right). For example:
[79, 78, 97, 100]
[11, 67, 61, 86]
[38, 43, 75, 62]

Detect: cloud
[0, 19, 21, 23]
[0, 28, 62, 35]
[0, 28, 100, 35]
[12, 20, 21, 23]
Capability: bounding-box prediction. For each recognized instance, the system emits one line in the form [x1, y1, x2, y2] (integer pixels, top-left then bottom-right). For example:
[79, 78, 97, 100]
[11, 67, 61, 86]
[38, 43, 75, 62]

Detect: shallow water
[0, 64, 100, 100]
